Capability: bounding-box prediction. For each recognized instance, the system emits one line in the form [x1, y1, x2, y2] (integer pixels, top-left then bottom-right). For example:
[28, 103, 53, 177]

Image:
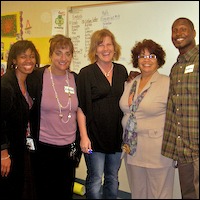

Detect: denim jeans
[84, 152, 122, 199]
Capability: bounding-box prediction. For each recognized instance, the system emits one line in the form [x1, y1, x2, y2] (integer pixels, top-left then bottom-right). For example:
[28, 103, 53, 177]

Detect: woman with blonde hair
[77, 29, 128, 199]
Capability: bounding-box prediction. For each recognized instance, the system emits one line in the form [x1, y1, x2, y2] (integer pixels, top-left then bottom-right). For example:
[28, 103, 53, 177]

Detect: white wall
[67, 1, 199, 76]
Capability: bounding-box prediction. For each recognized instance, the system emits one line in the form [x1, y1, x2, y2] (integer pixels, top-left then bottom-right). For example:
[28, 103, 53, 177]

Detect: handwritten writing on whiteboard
[101, 10, 120, 28]
[68, 8, 120, 73]
[68, 1, 199, 75]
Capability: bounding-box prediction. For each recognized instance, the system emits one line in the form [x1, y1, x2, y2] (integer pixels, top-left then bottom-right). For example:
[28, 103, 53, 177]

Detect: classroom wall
[3, 1, 198, 198]
[67, 1, 199, 76]
[1, 1, 120, 65]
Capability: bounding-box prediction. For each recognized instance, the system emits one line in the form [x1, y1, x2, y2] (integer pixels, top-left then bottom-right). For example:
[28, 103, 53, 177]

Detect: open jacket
[26, 65, 82, 167]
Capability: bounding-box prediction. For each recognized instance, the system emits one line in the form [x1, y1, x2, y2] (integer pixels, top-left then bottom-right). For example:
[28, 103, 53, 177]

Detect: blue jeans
[84, 152, 122, 199]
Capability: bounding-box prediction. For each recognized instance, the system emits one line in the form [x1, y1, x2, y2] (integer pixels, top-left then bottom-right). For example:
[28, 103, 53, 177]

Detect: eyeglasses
[138, 54, 157, 59]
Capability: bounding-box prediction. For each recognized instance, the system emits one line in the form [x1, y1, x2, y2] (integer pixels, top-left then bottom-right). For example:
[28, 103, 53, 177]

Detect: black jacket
[1, 70, 30, 198]
[27, 65, 82, 167]
[1, 69, 29, 154]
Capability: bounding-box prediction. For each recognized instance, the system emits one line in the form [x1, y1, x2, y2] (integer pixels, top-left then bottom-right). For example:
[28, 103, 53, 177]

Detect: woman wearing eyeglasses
[119, 39, 175, 199]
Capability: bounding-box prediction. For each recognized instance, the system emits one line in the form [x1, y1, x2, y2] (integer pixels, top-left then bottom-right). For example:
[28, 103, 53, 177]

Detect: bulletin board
[26, 37, 51, 66]
[1, 11, 51, 71]
[1, 11, 22, 61]
[1, 36, 51, 75]
[68, 1, 199, 75]
[1, 11, 23, 75]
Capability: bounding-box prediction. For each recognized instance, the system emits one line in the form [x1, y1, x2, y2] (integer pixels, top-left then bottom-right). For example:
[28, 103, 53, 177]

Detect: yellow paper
[73, 182, 86, 196]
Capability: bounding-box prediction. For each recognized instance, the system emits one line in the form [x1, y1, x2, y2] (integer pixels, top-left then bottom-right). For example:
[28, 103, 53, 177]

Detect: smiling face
[96, 36, 115, 65]
[138, 48, 158, 76]
[13, 48, 36, 75]
[50, 46, 73, 75]
[171, 18, 196, 54]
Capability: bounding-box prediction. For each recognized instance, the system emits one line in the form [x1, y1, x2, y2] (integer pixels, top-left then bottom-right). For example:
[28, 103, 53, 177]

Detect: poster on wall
[1, 11, 23, 64]
[1, 11, 23, 39]
[51, 9, 67, 35]
[1, 14, 17, 37]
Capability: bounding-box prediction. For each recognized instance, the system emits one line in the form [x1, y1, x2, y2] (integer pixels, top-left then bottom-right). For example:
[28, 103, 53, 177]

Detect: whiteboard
[68, 1, 199, 75]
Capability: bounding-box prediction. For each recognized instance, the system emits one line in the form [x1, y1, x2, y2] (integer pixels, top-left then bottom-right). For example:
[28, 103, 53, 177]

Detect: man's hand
[127, 71, 140, 82]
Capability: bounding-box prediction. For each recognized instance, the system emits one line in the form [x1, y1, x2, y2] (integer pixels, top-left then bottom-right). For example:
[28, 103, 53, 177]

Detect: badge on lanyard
[26, 137, 35, 151]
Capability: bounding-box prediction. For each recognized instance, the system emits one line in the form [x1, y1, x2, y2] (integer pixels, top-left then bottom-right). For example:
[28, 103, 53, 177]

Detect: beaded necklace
[49, 67, 72, 124]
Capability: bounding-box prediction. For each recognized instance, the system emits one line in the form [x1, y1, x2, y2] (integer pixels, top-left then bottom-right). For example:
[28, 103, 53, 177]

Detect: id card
[26, 137, 35, 151]
[69, 142, 77, 157]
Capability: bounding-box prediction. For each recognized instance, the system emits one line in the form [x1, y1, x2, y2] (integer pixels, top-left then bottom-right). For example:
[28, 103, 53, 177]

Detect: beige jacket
[119, 71, 173, 168]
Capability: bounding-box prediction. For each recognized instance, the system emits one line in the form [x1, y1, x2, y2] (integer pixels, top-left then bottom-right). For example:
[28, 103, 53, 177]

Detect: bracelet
[1, 155, 10, 160]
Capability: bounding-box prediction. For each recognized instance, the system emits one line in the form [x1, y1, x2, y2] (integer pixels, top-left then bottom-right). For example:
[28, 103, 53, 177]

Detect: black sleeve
[72, 71, 82, 167]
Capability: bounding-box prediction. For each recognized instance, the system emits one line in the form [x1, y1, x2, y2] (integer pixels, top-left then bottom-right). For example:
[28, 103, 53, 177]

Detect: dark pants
[1, 150, 28, 200]
[31, 142, 76, 200]
[178, 159, 199, 199]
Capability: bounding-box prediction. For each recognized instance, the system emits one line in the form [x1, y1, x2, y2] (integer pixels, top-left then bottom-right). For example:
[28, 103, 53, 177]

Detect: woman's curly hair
[131, 39, 166, 69]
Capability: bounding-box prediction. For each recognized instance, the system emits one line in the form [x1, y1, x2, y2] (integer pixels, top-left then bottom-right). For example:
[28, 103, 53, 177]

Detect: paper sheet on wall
[51, 9, 67, 36]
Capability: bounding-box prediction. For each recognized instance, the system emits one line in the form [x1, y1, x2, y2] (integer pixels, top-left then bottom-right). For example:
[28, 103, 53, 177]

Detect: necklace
[49, 67, 72, 124]
[97, 63, 114, 77]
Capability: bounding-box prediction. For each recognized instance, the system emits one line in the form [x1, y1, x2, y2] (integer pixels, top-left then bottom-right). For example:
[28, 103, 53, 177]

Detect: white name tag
[64, 86, 74, 94]
[26, 137, 35, 151]
[184, 64, 194, 74]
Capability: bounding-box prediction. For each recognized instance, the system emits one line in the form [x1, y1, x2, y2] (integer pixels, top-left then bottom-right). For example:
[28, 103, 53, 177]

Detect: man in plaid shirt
[161, 17, 199, 199]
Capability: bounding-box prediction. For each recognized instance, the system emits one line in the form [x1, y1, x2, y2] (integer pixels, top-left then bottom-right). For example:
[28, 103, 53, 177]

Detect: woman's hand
[1, 149, 11, 177]
[80, 136, 92, 154]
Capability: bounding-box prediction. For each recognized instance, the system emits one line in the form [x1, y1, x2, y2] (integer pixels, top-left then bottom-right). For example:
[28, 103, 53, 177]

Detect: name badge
[184, 64, 194, 74]
[64, 86, 74, 94]
[26, 137, 35, 151]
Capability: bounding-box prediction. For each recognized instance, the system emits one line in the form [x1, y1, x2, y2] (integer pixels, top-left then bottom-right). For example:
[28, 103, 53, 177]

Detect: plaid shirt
[161, 45, 199, 163]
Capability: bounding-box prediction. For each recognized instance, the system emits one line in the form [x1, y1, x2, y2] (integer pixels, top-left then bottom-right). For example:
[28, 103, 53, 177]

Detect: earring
[15, 65, 18, 69]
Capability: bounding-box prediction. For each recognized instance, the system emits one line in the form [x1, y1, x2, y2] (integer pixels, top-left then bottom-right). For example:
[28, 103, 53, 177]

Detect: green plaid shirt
[161, 45, 199, 163]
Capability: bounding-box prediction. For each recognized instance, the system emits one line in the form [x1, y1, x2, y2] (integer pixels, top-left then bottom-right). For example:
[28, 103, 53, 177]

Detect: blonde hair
[88, 29, 121, 63]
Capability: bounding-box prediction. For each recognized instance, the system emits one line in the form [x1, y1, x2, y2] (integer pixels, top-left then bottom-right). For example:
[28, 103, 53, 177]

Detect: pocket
[148, 129, 163, 138]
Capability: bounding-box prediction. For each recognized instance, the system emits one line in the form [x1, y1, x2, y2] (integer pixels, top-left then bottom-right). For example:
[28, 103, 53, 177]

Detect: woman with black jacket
[1, 40, 40, 200]
[27, 34, 82, 200]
